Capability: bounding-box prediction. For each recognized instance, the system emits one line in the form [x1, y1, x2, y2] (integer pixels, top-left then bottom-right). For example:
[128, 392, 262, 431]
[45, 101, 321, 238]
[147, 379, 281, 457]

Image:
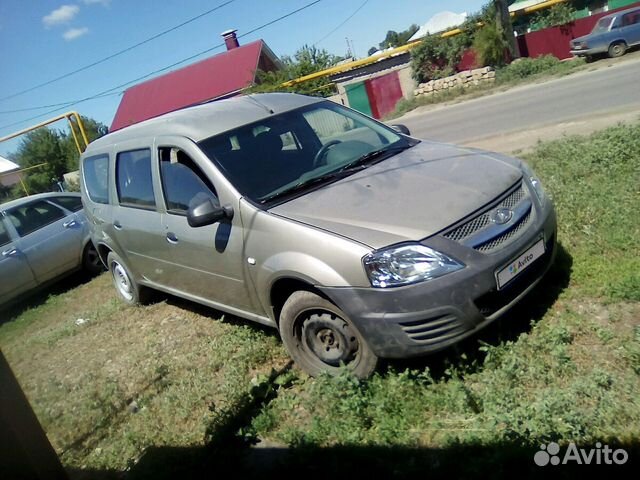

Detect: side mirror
[187, 196, 233, 227]
[391, 124, 411, 136]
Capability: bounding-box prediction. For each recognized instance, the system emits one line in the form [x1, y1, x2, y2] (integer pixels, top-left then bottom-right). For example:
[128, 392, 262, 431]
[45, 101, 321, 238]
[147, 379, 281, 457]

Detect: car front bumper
[319, 198, 557, 359]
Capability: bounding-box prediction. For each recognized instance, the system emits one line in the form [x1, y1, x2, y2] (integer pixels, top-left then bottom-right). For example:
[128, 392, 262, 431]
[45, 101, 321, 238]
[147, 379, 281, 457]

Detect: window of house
[158, 148, 217, 214]
[116, 149, 156, 209]
[49, 195, 83, 212]
[7, 201, 66, 237]
[83, 154, 109, 204]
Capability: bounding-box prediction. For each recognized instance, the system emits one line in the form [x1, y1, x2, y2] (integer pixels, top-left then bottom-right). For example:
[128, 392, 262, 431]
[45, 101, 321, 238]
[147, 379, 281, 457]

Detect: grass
[1, 123, 639, 477]
[387, 55, 587, 120]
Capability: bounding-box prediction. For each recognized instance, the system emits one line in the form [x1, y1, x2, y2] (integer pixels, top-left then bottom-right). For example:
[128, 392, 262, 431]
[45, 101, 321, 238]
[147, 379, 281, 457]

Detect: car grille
[398, 313, 469, 345]
[475, 211, 531, 253]
[443, 181, 533, 254]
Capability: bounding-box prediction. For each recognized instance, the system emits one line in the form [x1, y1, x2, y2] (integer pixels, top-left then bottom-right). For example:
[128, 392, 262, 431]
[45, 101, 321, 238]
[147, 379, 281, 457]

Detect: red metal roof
[111, 40, 266, 131]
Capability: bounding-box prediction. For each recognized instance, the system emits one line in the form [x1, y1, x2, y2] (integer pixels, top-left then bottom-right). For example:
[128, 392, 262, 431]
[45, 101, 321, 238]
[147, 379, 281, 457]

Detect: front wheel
[279, 291, 378, 378]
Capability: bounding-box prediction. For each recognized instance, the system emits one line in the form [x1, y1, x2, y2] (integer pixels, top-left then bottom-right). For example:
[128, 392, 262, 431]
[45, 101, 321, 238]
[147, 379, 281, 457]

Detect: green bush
[497, 55, 584, 83]
[473, 23, 508, 67]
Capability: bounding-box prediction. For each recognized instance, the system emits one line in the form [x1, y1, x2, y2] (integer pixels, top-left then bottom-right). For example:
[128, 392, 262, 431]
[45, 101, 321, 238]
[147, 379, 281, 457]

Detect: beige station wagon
[80, 93, 557, 377]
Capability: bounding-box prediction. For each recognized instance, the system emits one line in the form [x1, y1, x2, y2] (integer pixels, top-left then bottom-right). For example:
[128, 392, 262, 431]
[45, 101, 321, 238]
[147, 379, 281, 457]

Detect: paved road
[398, 58, 640, 147]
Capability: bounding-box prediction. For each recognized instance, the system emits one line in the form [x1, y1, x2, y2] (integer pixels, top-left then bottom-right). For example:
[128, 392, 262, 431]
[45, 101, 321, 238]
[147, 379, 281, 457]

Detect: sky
[0, 0, 486, 157]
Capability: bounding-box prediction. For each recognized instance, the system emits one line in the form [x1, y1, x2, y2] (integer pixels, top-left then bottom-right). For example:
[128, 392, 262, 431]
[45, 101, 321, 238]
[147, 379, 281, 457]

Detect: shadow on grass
[67, 439, 638, 480]
[386, 242, 573, 379]
[0, 270, 102, 325]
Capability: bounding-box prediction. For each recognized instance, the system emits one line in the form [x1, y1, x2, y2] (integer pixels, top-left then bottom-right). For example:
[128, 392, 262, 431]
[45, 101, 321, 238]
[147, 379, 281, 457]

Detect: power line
[0, 0, 236, 103]
[0, 0, 323, 133]
[314, 0, 369, 46]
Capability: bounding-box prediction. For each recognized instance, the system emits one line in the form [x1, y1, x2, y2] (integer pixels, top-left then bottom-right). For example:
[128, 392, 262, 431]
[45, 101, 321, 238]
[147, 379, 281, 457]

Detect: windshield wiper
[260, 143, 415, 204]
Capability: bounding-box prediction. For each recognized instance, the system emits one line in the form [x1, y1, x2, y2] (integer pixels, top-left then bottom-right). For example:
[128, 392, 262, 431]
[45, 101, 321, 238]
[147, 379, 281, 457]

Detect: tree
[367, 46, 378, 56]
[10, 116, 107, 195]
[378, 24, 419, 50]
[250, 45, 341, 96]
[494, 0, 519, 59]
[532, 3, 577, 29]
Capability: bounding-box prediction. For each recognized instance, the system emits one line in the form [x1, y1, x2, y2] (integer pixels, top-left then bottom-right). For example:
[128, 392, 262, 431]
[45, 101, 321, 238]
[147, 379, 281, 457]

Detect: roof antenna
[245, 94, 274, 114]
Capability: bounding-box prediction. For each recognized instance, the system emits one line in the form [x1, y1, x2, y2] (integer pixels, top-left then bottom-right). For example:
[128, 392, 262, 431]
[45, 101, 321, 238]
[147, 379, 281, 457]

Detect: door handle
[63, 219, 77, 228]
[2, 247, 18, 257]
[113, 221, 123, 230]
[166, 232, 179, 244]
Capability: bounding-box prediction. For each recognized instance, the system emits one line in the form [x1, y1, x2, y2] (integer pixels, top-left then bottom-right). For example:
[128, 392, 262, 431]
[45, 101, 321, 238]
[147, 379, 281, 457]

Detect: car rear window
[116, 149, 156, 209]
[49, 195, 83, 212]
[83, 154, 109, 204]
[7, 200, 66, 237]
[0, 219, 11, 247]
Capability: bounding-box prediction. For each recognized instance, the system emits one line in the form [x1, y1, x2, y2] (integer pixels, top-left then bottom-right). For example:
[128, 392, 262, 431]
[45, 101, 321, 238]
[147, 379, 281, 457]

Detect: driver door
[152, 139, 255, 313]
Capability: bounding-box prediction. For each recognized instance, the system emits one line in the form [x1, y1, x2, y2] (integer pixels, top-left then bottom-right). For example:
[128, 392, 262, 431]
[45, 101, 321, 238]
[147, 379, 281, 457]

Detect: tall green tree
[250, 45, 341, 96]
[10, 116, 107, 195]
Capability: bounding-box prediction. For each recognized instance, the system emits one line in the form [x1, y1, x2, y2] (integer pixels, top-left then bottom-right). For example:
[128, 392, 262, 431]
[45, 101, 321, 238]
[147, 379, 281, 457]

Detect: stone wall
[413, 67, 495, 97]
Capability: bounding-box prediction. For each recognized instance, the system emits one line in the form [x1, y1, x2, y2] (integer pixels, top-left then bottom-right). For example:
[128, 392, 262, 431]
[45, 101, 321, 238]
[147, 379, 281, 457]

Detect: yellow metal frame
[0, 111, 89, 195]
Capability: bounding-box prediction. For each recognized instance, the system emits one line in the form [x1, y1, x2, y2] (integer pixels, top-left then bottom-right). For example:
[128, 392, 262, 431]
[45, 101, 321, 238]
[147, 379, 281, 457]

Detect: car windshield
[198, 101, 414, 205]
[591, 16, 614, 33]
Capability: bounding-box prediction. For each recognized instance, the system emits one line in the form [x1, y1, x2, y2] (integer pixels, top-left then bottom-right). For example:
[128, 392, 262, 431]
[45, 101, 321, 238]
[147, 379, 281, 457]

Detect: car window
[198, 101, 405, 203]
[49, 196, 83, 212]
[83, 154, 109, 204]
[7, 200, 66, 237]
[591, 16, 614, 33]
[0, 218, 11, 247]
[116, 149, 156, 209]
[622, 11, 640, 26]
[158, 147, 217, 214]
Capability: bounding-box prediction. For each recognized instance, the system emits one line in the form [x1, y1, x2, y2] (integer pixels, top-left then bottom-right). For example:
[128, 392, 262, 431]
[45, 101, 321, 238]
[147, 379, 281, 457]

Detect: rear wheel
[107, 252, 149, 305]
[279, 291, 378, 378]
[608, 42, 627, 58]
[82, 242, 104, 275]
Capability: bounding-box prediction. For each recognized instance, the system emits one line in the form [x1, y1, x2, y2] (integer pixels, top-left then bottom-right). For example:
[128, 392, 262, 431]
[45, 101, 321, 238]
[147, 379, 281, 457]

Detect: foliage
[9, 116, 107, 196]
[496, 55, 583, 82]
[378, 24, 419, 50]
[249, 45, 340, 96]
[532, 3, 577, 29]
[410, 30, 474, 83]
[473, 23, 509, 67]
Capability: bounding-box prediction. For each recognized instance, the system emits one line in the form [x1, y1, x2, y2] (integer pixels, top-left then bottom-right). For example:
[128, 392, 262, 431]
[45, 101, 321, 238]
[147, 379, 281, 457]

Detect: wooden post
[0, 350, 68, 479]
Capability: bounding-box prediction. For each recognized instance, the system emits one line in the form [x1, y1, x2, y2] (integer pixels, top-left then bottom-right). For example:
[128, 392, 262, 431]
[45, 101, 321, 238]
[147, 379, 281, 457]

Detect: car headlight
[521, 162, 546, 206]
[363, 244, 464, 288]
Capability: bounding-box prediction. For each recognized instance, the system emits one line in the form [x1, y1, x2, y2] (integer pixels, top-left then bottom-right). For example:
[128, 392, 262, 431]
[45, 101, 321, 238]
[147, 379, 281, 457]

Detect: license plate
[496, 238, 545, 290]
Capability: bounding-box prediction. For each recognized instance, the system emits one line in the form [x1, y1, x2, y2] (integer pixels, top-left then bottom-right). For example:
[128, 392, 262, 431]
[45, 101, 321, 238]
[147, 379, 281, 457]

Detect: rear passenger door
[154, 140, 255, 312]
[112, 147, 165, 279]
[5, 200, 84, 283]
[0, 214, 36, 304]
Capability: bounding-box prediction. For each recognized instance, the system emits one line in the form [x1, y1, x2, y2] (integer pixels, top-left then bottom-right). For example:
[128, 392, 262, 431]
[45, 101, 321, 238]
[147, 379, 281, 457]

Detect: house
[0, 155, 21, 188]
[110, 30, 280, 131]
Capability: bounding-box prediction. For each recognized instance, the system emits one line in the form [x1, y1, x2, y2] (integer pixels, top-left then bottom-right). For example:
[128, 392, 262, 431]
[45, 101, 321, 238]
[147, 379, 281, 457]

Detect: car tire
[279, 290, 378, 378]
[107, 252, 149, 305]
[82, 242, 105, 275]
[608, 42, 627, 58]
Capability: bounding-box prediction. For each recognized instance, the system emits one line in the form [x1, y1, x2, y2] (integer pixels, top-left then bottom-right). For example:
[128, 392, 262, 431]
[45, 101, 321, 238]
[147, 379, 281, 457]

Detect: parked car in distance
[80, 93, 556, 378]
[0, 192, 102, 306]
[570, 6, 640, 59]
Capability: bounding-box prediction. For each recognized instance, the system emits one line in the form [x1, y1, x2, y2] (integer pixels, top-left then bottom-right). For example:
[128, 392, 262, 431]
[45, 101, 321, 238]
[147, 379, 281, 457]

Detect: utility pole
[495, 0, 520, 59]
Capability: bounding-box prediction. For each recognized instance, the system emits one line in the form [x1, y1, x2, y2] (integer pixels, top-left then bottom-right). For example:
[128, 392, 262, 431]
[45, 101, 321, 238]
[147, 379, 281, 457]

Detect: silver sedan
[0, 192, 102, 306]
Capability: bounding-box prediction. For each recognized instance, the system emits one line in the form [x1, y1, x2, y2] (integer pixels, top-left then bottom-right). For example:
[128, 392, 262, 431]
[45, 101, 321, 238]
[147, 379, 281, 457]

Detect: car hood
[270, 141, 523, 249]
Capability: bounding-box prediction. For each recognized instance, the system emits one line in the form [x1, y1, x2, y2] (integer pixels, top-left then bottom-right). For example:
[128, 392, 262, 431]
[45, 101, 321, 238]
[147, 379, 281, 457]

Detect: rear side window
[116, 149, 156, 209]
[622, 11, 640, 26]
[7, 201, 66, 237]
[49, 196, 83, 212]
[83, 154, 109, 204]
[0, 218, 11, 247]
